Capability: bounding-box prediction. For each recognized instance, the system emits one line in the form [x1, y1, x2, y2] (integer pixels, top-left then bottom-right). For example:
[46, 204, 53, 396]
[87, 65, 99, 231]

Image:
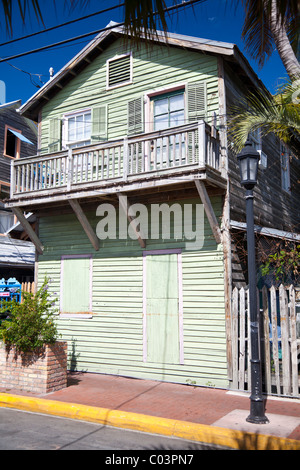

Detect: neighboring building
[5, 24, 300, 388]
[0, 100, 37, 282]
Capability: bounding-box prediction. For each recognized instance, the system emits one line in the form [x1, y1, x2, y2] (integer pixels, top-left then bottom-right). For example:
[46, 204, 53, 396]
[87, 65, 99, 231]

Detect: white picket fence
[231, 284, 300, 397]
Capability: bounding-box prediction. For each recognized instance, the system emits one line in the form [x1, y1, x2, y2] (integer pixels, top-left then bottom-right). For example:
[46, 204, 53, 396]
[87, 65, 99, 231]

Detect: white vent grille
[107, 55, 131, 88]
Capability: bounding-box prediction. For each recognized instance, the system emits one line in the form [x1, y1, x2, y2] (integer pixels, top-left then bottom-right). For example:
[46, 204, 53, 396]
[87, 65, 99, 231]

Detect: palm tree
[237, 0, 300, 79]
[228, 79, 300, 156]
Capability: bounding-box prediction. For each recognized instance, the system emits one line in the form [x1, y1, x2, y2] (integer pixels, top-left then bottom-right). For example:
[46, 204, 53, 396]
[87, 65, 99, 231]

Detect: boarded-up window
[60, 255, 92, 314]
[107, 54, 132, 89]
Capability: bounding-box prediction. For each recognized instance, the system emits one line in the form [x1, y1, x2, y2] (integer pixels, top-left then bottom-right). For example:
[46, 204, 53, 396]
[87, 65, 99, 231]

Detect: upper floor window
[4, 125, 21, 158]
[4, 125, 34, 158]
[280, 144, 291, 193]
[0, 210, 14, 233]
[63, 109, 92, 148]
[107, 53, 132, 90]
[249, 128, 267, 169]
[152, 91, 185, 131]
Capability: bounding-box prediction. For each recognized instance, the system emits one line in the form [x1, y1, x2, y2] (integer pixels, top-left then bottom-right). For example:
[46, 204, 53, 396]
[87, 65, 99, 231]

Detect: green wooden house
[6, 23, 300, 389]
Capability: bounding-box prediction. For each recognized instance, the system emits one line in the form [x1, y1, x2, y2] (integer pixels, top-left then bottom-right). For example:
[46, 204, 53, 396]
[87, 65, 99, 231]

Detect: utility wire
[0, 0, 205, 63]
[0, 2, 125, 47]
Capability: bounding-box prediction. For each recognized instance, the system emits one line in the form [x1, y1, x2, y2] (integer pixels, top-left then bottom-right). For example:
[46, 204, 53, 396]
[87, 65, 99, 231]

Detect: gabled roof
[19, 21, 264, 121]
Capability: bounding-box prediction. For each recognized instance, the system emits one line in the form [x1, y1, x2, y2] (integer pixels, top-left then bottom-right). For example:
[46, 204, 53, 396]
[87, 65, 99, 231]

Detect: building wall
[224, 62, 300, 233]
[0, 106, 37, 185]
[40, 38, 220, 151]
[36, 196, 228, 388]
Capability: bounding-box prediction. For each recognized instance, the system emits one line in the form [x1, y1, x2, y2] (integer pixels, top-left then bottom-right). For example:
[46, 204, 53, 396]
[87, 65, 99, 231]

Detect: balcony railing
[10, 121, 220, 199]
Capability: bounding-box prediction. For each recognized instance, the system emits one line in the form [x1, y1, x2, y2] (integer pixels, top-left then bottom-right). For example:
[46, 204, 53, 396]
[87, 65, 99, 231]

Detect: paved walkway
[0, 372, 299, 450]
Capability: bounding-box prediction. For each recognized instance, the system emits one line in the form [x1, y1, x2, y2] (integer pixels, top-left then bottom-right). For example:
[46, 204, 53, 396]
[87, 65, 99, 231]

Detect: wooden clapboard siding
[37, 196, 228, 387]
[40, 38, 219, 153]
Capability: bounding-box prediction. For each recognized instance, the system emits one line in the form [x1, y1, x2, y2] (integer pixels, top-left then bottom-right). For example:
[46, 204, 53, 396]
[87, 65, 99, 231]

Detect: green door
[146, 253, 180, 364]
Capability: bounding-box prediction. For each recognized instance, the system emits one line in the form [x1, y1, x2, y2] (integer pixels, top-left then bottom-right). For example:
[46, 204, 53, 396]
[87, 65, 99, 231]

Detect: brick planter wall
[0, 341, 67, 394]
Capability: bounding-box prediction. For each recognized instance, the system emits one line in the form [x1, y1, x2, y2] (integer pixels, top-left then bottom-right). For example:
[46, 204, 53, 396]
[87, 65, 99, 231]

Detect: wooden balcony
[7, 121, 226, 209]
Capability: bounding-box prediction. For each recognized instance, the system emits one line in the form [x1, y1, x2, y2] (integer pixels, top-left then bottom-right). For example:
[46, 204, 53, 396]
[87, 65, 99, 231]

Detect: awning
[230, 220, 300, 242]
[8, 128, 34, 145]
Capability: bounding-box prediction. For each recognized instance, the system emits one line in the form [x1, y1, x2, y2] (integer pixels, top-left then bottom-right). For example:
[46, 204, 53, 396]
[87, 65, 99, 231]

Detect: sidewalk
[0, 371, 299, 450]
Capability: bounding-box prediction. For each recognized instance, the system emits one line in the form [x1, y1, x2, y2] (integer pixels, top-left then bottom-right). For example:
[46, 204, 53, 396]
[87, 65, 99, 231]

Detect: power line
[0, 0, 205, 63]
[0, 2, 125, 47]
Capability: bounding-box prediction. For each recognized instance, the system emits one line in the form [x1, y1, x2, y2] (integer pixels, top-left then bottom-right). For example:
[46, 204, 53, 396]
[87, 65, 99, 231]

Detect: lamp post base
[246, 401, 269, 425]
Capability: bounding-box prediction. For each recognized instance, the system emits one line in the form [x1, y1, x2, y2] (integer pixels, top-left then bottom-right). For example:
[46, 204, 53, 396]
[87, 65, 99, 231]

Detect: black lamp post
[237, 140, 269, 424]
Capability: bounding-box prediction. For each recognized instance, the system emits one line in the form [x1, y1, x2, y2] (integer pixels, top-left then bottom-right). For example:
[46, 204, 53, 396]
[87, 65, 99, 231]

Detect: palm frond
[234, 0, 300, 67]
[122, 0, 169, 45]
[228, 80, 300, 156]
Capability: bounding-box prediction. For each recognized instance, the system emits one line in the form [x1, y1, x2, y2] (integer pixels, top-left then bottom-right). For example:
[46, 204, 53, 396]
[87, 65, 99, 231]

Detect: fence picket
[289, 285, 298, 396]
[238, 287, 246, 389]
[231, 284, 299, 398]
[262, 286, 272, 394]
[231, 287, 239, 389]
[279, 284, 291, 395]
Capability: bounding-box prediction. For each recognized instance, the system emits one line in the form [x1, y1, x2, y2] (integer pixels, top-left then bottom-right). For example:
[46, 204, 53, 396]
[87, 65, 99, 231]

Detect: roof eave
[20, 25, 263, 121]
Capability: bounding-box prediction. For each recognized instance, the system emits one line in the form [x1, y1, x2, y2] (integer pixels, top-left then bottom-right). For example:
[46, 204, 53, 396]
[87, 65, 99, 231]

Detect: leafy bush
[261, 243, 300, 284]
[0, 278, 60, 353]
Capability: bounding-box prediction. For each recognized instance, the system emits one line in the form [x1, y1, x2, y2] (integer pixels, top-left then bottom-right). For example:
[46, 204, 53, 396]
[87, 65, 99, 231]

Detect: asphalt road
[0, 407, 227, 452]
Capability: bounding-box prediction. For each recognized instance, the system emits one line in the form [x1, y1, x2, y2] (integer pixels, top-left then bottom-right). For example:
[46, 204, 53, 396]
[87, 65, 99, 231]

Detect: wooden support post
[69, 199, 100, 251]
[195, 180, 222, 244]
[118, 193, 146, 248]
[11, 207, 44, 255]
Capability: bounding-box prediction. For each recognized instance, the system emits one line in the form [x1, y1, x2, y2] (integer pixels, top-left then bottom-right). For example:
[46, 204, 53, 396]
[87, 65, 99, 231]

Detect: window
[60, 255, 92, 315]
[0, 210, 14, 233]
[61, 106, 107, 150]
[4, 125, 21, 158]
[151, 90, 185, 164]
[249, 128, 267, 169]
[152, 91, 185, 131]
[63, 109, 92, 148]
[4, 125, 34, 158]
[107, 54, 132, 89]
[280, 144, 291, 193]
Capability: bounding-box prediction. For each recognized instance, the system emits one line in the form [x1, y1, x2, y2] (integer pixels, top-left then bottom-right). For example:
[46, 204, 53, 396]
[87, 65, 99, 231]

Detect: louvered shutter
[91, 105, 107, 142]
[187, 82, 207, 122]
[108, 55, 131, 88]
[128, 97, 144, 136]
[48, 117, 61, 153]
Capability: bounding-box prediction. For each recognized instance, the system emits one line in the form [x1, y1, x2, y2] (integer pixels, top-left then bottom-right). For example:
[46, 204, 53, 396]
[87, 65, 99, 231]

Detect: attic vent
[107, 54, 132, 89]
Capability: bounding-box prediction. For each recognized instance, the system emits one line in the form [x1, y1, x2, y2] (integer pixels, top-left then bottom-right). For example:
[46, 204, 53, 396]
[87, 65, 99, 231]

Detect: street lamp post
[237, 140, 269, 425]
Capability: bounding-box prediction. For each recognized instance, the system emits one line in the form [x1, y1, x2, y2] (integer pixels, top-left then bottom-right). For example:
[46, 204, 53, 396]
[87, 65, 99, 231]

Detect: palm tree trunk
[268, 0, 300, 79]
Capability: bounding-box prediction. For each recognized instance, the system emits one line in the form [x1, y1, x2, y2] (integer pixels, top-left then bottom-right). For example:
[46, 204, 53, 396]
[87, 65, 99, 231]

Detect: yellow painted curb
[0, 393, 299, 450]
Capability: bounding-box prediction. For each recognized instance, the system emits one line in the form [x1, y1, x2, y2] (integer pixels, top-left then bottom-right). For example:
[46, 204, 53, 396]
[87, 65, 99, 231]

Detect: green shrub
[0, 278, 60, 353]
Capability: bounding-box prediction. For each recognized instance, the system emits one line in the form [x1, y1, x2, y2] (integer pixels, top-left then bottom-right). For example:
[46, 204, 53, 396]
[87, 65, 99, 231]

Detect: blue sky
[0, 0, 288, 106]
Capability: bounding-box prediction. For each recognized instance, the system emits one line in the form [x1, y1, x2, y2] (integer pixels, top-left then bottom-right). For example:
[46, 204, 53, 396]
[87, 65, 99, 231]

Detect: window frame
[62, 108, 92, 149]
[144, 83, 187, 133]
[249, 128, 269, 169]
[0, 209, 15, 234]
[280, 143, 291, 194]
[3, 124, 21, 159]
[60, 254, 93, 317]
[106, 52, 133, 90]
[152, 90, 185, 131]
